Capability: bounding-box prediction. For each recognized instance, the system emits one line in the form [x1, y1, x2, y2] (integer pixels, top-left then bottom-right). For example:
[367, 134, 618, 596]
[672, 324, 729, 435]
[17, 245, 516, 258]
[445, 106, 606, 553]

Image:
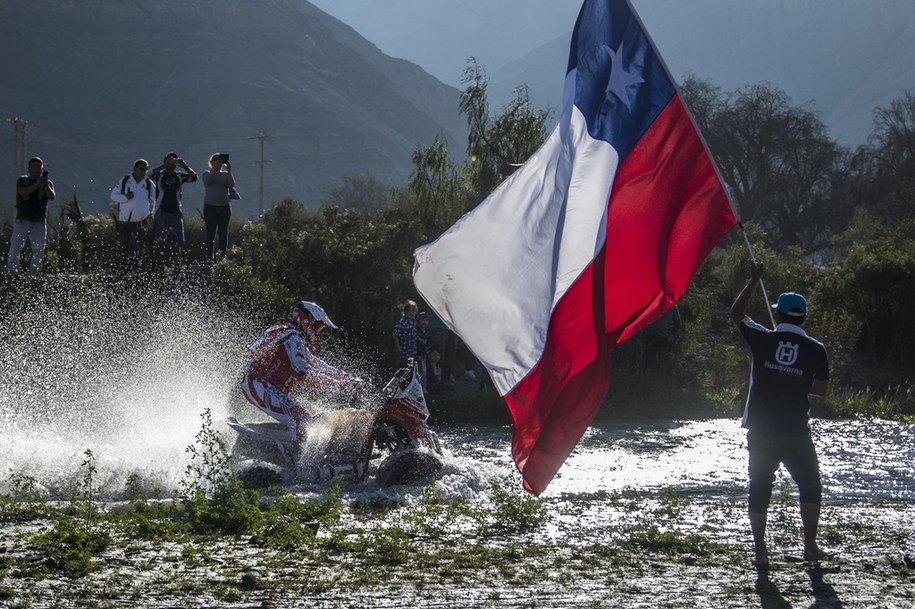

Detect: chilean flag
[413, 0, 738, 495]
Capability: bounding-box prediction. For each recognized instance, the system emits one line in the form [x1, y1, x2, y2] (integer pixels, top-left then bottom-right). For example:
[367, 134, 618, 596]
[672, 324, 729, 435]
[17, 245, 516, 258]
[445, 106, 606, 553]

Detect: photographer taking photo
[202, 152, 236, 262]
[8, 156, 56, 273]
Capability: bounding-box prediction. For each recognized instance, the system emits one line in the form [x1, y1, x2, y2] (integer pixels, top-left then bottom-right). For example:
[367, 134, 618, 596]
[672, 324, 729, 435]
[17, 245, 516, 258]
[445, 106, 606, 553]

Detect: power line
[249, 132, 271, 215]
[6, 117, 28, 176]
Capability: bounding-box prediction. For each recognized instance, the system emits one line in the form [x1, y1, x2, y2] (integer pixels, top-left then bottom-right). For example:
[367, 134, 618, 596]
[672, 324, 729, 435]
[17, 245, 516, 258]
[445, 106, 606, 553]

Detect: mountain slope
[0, 0, 465, 217]
[489, 0, 915, 146]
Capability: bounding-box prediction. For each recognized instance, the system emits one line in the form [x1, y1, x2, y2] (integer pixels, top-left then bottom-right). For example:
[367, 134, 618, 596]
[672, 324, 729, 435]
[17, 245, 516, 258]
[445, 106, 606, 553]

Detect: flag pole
[738, 222, 777, 329]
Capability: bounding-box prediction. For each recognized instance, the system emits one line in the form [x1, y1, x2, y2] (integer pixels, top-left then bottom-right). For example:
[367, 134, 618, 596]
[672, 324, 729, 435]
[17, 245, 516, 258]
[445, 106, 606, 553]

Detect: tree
[459, 59, 549, 200]
[323, 175, 394, 214]
[404, 135, 470, 240]
[852, 90, 915, 222]
[870, 90, 915, 180]
[681, 77, 850, 252]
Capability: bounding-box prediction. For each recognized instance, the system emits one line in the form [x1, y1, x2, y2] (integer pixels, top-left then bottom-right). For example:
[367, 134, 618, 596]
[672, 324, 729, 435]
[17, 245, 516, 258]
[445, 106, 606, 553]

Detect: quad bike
[226, 360, 443, 487]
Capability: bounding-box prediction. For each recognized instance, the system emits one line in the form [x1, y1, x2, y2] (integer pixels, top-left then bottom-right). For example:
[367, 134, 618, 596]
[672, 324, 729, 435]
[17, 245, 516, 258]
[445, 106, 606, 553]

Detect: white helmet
[290, 300, 339, 348]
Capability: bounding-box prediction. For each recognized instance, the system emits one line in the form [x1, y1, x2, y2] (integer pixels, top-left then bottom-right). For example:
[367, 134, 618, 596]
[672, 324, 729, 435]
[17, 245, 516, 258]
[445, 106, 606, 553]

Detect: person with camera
[151, 152, 197, 270]
[7, 156, 56, 273]
[110, 158, 157, 261]
[202, 152, 236, 261]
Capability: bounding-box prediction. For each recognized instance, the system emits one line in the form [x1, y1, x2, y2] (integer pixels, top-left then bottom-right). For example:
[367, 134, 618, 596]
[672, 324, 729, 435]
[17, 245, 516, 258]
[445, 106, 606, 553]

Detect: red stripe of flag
[507, 96, 736, 495]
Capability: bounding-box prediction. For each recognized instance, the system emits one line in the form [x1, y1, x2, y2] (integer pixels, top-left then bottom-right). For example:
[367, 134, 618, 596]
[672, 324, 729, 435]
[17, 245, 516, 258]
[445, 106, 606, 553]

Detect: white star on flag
[602, 42, 643, 111]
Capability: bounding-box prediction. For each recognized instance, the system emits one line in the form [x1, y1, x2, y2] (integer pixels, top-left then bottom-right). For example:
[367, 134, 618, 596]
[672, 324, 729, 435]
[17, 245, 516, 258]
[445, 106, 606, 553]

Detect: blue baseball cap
[772, 292, 808, 316]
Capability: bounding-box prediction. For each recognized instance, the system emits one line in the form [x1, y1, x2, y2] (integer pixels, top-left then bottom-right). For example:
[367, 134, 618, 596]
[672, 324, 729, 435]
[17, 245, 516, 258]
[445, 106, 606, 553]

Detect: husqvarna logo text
[776, 341, 799, 366]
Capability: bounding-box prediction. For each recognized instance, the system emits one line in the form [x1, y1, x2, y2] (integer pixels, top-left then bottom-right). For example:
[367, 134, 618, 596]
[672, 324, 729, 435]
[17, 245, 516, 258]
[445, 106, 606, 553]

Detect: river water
[4, 406, 912, 512]
[437, 418, 915, 503]
[1, 279, 913, 515]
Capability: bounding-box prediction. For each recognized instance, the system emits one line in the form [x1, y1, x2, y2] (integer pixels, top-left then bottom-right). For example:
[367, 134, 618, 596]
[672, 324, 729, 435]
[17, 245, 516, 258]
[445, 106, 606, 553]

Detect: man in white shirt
[110, 159, 156, 260]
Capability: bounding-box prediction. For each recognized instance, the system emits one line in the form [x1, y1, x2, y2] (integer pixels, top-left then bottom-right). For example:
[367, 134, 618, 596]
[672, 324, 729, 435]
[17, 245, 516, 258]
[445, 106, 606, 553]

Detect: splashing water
[3, 275, 912, 514]
[0, 275, 259, 498]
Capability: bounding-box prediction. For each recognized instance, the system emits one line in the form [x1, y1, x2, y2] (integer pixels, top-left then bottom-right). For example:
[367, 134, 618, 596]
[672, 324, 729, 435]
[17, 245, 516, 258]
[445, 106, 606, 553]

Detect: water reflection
[438, 418, 915, 503]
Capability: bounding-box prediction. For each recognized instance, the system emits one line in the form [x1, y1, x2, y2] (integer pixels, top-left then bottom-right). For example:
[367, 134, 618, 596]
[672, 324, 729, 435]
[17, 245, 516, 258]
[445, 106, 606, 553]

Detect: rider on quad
[241, 300, 360, 443]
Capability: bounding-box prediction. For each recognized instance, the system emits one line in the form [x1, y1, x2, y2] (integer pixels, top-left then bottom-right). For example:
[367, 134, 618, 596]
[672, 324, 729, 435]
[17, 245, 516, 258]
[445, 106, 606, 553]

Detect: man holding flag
[413, 0, 738, 496]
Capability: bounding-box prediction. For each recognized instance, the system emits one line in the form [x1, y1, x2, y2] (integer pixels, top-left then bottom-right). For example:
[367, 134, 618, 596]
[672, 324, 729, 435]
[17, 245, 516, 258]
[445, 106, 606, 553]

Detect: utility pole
[249, 132, 271, 215]
[7, 117, 28, 176]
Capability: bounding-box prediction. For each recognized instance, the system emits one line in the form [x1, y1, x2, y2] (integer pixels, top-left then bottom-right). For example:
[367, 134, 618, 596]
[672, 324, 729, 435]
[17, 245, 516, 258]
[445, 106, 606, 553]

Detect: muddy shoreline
[2, 490, 912, 608]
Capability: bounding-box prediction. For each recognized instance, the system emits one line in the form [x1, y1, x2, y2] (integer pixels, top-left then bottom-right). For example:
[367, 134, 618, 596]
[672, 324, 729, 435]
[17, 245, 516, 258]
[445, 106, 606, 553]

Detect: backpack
[118, 175, 156, 197]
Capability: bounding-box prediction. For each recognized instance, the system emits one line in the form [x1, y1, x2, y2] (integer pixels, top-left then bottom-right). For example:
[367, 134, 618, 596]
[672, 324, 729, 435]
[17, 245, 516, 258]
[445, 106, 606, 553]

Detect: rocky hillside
[0, 0, 466, 218]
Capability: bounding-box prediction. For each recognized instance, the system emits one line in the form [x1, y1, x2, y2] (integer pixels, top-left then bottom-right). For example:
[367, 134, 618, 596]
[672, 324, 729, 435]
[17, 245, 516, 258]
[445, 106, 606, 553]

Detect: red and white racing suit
[241, 324, 351, 442]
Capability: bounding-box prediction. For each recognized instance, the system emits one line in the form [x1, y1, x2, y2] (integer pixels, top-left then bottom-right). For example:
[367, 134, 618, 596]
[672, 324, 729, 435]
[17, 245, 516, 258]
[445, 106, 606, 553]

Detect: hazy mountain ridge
[488, 0, 915, 146]
[0, 0, 465, 217]
[309, 0, 915, 148]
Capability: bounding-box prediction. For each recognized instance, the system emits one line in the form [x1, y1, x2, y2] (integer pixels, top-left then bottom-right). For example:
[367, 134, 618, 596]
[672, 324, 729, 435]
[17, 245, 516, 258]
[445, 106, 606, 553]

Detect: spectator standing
[202, 152, 235, 261]
[731, 259, 830, 568]
[8, 156, 55, 273]
[425, 349, 451, 394]
[151, 152, 197, 269]
[392, 299, 419, 367]
[110, 159, 156, 259]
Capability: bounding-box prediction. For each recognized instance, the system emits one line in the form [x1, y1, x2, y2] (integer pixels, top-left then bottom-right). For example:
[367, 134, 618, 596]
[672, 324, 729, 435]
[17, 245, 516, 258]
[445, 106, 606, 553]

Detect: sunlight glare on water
[436, 417, 915, 504]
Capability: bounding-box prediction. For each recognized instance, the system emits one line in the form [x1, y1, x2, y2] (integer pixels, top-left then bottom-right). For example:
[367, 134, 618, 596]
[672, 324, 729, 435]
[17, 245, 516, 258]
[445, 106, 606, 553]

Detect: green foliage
[815, 236, 915, 374]
[213, 199, 420, 352]
[406, 136, 472, 238]
[178, 408, 266, 535]
[622, 525, 724, 556]
[681, 76, 850, 251]
[181, 408, 234, 498]
[259, 485, 344, 548]
[29, 514, 112, 575]
[487, 479, 548, 534]
[855, 90, 915, 222]
[113, 473, 179, 541]
[183, 480, 265, 535]
[402, 484, 479, 539]
[332, 525, 414, 566]
[820, 385, 915, 422]
[324, 174, 394, 214]
[459, 59, 548, 198]
[27, 450, 111, 574]
[66, 449, 100, 521]
[0, 472, 47, 522]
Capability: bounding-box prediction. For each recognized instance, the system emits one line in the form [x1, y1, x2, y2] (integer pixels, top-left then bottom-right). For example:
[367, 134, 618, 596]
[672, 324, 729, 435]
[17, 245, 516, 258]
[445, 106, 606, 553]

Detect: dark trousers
[747, 430, 822, 513]
[203, 204, 231, 260]
[116, 220, 145, 266]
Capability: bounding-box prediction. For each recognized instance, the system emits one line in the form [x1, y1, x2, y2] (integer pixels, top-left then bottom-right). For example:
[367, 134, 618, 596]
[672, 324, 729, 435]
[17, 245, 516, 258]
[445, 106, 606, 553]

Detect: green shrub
[0, 472, 47, 522]
[29, 515, 112, 574]
[486, 479, 548, 535]
[258, 487, 344, 549]
[183, 480, 265, 535]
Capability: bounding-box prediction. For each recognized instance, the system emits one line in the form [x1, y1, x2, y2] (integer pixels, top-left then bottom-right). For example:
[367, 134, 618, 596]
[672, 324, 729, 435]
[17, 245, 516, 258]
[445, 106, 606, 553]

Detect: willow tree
[459, 58, 549, 202]
[405, 60, 550, 240]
